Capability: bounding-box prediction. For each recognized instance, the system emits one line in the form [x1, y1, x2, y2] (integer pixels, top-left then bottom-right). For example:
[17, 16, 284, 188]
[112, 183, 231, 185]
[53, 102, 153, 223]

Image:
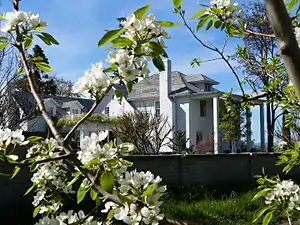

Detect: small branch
[265, 0, 300, 102]
[179, 9, 246, 97]
[63, 84, 113, 143]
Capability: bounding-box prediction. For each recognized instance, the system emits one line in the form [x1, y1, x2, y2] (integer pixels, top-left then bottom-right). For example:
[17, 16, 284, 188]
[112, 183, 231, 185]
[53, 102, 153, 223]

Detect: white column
[246, 107, 252, 151]
[260, 103, 265, 152]
[213, 96, 219, 154]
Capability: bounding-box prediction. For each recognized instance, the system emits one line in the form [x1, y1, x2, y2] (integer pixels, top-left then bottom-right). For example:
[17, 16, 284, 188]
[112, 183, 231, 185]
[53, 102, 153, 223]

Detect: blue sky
[1, 0, 265, 143]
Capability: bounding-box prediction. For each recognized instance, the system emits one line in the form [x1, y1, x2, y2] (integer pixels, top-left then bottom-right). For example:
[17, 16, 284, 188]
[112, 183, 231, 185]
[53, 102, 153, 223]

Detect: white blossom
[35, 210, 102, 225]
[73, 62, 112, 98]
[210, 0, 231, 8]
[265, 180, 300, 211]
[1, 11, 47, 33]
[278, 140, 287, 149]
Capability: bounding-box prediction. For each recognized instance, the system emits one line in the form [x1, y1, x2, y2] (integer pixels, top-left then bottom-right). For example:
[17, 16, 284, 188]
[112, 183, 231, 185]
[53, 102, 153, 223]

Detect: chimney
[159, 59, 174, 152]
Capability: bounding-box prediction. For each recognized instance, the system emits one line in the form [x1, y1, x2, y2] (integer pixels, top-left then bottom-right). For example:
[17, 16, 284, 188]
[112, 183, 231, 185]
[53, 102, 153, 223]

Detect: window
[205, 84, 211, 91]
[48, 107, 54, 116]
[72, 109, 79, 115]
[112, 94, 114, 100]
[196, 132, 203, 142]
[105, 107, 110, 116]
[155, 101, 160, 117]
[200, 100, 206, 117]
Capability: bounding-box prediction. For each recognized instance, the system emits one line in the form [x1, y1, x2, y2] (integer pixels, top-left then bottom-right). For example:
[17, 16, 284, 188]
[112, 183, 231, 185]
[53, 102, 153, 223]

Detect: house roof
[11, 91, 94, 116]
[127, 71, 219, 101]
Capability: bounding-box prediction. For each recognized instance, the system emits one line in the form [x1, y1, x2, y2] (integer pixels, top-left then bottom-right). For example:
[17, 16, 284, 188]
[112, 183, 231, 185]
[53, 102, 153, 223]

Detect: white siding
[94, 89, 134, 116]
[175, 97, 191, 147]
[131, 100, 156, 114]
[44, 99, 57, 116]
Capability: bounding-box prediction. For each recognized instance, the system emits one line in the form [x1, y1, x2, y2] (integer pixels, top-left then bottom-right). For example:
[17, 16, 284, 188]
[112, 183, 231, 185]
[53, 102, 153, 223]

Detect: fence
[0, 153, 299, 224]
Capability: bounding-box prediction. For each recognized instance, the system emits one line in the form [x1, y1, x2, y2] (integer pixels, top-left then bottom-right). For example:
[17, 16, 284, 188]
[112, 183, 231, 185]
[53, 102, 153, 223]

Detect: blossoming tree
[0, 1, 179, 224]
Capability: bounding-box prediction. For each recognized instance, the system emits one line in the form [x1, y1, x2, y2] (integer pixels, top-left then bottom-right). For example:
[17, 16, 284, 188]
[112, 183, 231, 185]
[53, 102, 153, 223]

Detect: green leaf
[106, 37, 133, 50]
[98, 28, 126, 47]
[90, 188, 97, 200]
[214, 20, 222, 29]
[121, 159, 133, 167]
[24, 183, 36, 195]
[288, 0, 298, 10]
[103, 63, 117, 73]
[0, 36, 7, 42]
[125, 80, 133, 93]
[0, 42, 8, 50]
[100, 171, 114, 193]
[147, 42, 168, 57]
[40, 32, 59, 45]
[157, 21, 181, 27]
[17, 66, 24, 75]
[134, 4, 151, 19]
[36, 33, 51, 45]
[115, 89, 123, 104]
[27, 136, 43, 143]
[142, 184, 157, 197]
[252, 188, 272, 201]
[33, 205, 41, 217]
[253, 205, 272, 223]
[262, 211, 273, 225]
[77, 187, 88, 204]
[206, 20, 213, 30]
[152, 54, 165, 71]
[24, 36, 33, 50]
[34, 61, 53, 72]
[173, 0, 183, 8]
[196, 15, 210, 31]
[191, 9, 207, 19]
[11, 166, 20, 179]
[107, 209, 115, 221]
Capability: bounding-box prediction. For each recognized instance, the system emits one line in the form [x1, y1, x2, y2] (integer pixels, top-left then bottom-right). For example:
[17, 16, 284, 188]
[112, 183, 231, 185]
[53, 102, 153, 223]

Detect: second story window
[200, 100, 206, 117]
[48, 107, 54, 116]
[72, 109, 79, 115]
[155, 101, 160, 117]
[205, 84, 211, 91]
[105, 107, 110, 116]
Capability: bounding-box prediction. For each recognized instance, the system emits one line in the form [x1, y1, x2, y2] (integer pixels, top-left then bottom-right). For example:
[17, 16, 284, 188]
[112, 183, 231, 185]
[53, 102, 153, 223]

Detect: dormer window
[72, 109, 79, 115]
[48, 107, 54, 116]
[205, 84, 211, 91]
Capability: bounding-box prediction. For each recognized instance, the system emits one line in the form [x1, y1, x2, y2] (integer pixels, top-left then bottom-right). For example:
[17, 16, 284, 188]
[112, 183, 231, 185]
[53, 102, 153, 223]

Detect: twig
[63, 84, 113, 143]
[179, 9, 246, 97]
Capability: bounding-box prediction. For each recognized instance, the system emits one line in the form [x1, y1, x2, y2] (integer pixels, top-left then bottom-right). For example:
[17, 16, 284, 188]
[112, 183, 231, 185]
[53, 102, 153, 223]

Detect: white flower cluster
[0, 128, 25, 147]
[73, 62, 112, 99]
[265, 180, 300, 210]
[77, 131, 129, 176]
[28, 138, 73, 214]
[35, 210, 102, 225]
[107, 13, 168, 81]
[1, 11, 47, 33]
[102, 170, 166, 225]
[210, 0, 231, 8]
[278, 140, 288, 149]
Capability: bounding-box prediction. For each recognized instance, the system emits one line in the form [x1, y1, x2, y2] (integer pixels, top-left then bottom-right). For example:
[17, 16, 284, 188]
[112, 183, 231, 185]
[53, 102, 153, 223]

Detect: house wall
[44, 99, 57, 116]
[189, 98, 213, 147]
[94, 89, 134, 116]
[131, 99, 156, 114]
[68, 102, 82, 115]
[175, 97, 190, 146]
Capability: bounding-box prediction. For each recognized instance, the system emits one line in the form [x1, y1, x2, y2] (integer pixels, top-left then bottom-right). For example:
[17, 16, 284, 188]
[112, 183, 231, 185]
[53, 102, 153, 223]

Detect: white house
[11, 59, 265, 153]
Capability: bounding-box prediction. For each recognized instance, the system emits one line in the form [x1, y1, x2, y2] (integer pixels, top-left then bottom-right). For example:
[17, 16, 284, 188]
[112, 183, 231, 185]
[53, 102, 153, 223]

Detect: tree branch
[179, 9, 246, 97]
[63, 84, 113, 143]
[265, 0, 300, 102]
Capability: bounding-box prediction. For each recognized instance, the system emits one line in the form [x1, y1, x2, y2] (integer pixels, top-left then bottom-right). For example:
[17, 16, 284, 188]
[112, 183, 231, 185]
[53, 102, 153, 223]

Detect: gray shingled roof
[127, 71, 219, 101]
[11, 91, 94, 117]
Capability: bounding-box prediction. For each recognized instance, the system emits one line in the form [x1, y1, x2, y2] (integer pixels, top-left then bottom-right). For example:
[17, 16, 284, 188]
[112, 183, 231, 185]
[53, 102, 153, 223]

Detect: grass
[162, 186, 264, 225]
